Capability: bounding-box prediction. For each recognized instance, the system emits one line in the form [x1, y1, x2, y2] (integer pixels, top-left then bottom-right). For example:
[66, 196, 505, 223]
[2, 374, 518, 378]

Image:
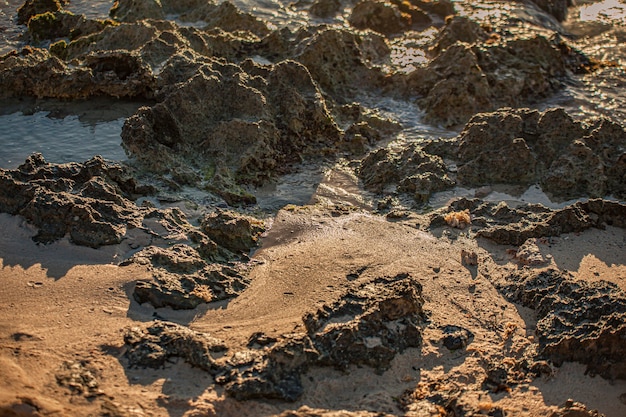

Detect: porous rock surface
[124, 273, 426, 401]
[358, 142, 454, 203]
[0, 153, 187, 248]
[429, 197, 626, 246]
[455, 108, 626, 200]
[128, 244, 251, 309]
[499, 268, 626, 380]
[401, 16, 583, 126]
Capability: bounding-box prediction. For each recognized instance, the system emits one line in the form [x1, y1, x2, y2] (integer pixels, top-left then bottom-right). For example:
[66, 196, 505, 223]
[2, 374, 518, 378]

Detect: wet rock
[349, 0, 412, 36]
[200, 210, 265, 255]
[0, 46, 155, 99]
[358, 142, 454, 203]
[123, 58, 342, 203]
[304, 273, 425, 371]
[403, 29, 584, 126]
[295, 27, 389, 99]
[500, 268, 626, 380]
[440, 325, 474, 350]
[455, 108, 626, 200]
[27, 10, 115, 43]
[124, 321, 228, 371]
[128, 244, 251, 309]
[429, 198, 626, 246]
[0, 153, 169, 247]
[529, 0, 571, 22]
[309, 0, 341, 18]
[17, 0, 66, 25]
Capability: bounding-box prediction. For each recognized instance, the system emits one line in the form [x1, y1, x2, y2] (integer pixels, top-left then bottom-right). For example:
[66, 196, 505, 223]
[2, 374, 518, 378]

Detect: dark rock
[528, 0, 571, 22]
[124, 321, 227, 371]
[309, 0, 341, 18]
[358, 142, 454, 203]
[55, 361, 100, 396]
[441, 325, 474, 350]
[0, 154, 169, 248]
[27, 10, 114, 43]
[304, 273, 425, 371]
[200, 210, 265, 254]
[349, 0, 412, 36]
[454, 108, 626, 200]
[0, 47, 155, 99]
[128, 244, 251, 309]
[17, 0, 66, 25]
[499, 268, 626, 380]
[430, 198, 626, 246]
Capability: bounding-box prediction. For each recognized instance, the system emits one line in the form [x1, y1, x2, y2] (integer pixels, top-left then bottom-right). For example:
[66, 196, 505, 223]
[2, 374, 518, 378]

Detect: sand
[1, 203, 626, 416]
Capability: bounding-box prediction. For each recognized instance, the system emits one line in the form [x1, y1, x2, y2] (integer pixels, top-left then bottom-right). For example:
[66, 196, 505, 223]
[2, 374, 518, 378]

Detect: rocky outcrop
[402, 16, 587, 126]
[0, 46, 155, 99]
[349, 0, 412, 36]
[430, 198, 626, 246]
[499, 268, 626, 380]
[121, 59, 342, 204]
[128, 244, 251, 309]
[455, 108, 626, 200]
[124, 273, 426, 401]
[17, 0, 67, 25]
[0, 154, 191, 248]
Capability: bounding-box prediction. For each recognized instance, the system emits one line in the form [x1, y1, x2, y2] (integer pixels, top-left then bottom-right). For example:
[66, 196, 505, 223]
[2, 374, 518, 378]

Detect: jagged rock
[455, 108, 626, 200]
[295, 27, 389, 99]
[349, 0, 412, 36]
[514, 238, 549, 266]
[550, 399, 602, 417]
[429, 198, 626, 246]
[122, 59, 342, 203]
[124, 321, 228, 371]
[0, 46, 155, 99]
[403, 25, 589, 126]
[440, 325, 474, 350]
[358, 142, 454, 203]
[499, 268, 626, 380]
[304, 273, 425, 371]
[17, 0, 67, 25]
[199, 210, 265, 254]
[128, 244, 251, 309]
[0, 153, 172, 247]
[309, 0, 341, 18]
[27, 10, 115, 43]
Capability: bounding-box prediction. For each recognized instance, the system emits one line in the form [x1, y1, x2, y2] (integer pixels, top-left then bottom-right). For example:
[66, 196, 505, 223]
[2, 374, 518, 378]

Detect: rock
[429, 198, 626, 246]
[403, 30, 590, 126]
[514, 238, 549, 266]
[529, 0, 571, 22]
[309, 0, 341, 18]
[17, 0, 66, 25]
[0, 154, 172, 248]
[55, 361, 100, 397]
[499, 268, 626, 380]
[124, 321, 228, 371]
[454, 108, 626, 200]
[358, 142, 454, 203]
[121, 59, 342, 203]
[128, 244, 251, 309]
[26, 10, 114, 43]
[440, 325, 474, 350]
[200, 210, 265, 254]
[0, 46, 155, 99]
[349, 0, 412, 36]
[304, 273, 425, 371]
[275, 406, 394, 416]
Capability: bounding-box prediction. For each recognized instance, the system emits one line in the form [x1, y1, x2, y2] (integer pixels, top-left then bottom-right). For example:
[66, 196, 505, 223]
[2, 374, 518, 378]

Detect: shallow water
[0, 0, 625, 209]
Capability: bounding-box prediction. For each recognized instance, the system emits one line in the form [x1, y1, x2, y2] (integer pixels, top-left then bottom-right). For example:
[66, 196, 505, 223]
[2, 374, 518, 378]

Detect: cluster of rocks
[1, 0, 604, 202]
[124, 273, 426, 401]
[499, 268, 626, 380]
[127, 209, 264, 309]
[429, 197, 626, 245]
[0, 153, 182, 248]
